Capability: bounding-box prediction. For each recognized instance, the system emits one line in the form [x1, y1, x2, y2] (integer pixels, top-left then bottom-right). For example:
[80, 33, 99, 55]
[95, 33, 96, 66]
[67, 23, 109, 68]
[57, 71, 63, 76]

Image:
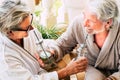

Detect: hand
[34, 53, 44, 67]
[57, 57, 88, 79]
[65, 57, 88, 75]
[47, 48, 55, 55]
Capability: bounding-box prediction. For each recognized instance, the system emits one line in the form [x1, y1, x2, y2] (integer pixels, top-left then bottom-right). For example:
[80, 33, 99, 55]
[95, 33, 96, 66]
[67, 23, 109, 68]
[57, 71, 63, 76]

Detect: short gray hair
[0, 0, 31, 34]
[88, 0, 119, 22]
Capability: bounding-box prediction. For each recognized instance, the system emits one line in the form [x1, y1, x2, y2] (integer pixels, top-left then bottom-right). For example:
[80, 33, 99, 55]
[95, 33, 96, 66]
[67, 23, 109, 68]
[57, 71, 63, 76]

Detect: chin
[23, 34, 28, 38]
[25, 35, 28, 37]
[87, 32, 95, 35]
[86, 30, 94, 35]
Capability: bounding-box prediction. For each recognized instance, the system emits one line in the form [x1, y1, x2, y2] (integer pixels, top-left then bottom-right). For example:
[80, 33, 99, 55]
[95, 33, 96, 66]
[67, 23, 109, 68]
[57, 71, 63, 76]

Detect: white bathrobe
[0, 28, 58, 80]
[46, 15, 120, 80]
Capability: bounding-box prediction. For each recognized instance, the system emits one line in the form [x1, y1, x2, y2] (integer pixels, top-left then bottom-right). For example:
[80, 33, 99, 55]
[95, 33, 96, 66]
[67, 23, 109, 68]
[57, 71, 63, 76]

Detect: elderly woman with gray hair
[0, 0, 88, 80]
[46, 0, 120, 80]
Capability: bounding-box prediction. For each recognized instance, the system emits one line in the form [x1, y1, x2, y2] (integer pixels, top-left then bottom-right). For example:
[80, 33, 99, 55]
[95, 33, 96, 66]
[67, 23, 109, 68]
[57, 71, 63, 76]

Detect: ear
[105, 18, 113, 30]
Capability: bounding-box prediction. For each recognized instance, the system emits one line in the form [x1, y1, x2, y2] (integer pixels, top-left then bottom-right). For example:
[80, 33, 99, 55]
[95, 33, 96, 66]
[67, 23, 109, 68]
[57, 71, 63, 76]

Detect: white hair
[87, 0, 119, 22]
[0, 0, 31, 35]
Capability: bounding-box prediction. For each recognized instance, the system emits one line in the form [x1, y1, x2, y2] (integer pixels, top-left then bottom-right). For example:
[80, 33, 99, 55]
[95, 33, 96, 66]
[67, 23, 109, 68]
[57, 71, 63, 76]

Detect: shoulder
[71, 14, 84, 26]
[67, 14, 84, 35]
[68, 13, 84, 30]
[114, 22, 120, 48]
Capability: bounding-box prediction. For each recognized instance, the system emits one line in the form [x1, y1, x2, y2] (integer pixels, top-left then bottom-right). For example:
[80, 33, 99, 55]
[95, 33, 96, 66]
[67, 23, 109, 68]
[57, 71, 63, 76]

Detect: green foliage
[38, 26, 59, 39]
[33, 22, 65, 39]
[34, 4, 43, 17]
[34, 10, 41, 17]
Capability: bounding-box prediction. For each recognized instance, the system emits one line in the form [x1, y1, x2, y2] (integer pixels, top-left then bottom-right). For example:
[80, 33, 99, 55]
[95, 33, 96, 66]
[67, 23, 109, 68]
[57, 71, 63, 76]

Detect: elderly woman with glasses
[0, 0, 88, 80]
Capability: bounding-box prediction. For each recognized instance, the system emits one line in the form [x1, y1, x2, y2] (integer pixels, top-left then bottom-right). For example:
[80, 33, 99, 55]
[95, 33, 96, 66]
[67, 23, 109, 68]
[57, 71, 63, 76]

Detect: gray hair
[88, 0, 119, 22]
[0, 0, 31, 34]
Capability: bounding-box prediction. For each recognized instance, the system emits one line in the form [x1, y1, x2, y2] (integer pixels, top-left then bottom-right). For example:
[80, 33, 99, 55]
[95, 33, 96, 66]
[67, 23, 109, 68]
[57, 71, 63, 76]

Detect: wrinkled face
[83, 8, 106, 35]
[10, 14, 33, 39]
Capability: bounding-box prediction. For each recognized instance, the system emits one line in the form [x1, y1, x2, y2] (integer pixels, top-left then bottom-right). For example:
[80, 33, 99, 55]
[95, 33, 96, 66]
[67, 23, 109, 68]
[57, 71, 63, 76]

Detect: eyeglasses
[11, 25, 32, 32]
[11, 14, 33, 32]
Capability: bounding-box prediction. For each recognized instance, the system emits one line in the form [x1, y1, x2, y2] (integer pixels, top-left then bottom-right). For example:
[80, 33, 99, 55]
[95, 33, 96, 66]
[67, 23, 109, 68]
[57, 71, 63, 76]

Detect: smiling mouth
[86, 28, 93, 33]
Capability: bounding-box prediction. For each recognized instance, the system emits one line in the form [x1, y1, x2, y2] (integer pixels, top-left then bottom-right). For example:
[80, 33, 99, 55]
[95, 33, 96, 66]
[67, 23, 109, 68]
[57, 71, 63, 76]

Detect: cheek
[90, 22, 102, 30]
[95, 23, 103, 30]
[17, 32, 28, 38]
[88, 22, 96, 29]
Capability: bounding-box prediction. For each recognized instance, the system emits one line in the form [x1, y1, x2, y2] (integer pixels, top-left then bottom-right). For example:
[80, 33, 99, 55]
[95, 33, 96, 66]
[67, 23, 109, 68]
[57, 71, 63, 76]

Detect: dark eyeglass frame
[11, 14, 33, 32]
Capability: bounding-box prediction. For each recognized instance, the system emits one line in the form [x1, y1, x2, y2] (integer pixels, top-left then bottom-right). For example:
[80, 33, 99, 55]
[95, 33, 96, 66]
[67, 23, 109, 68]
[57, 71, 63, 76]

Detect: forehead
[21, 14, 32, 23]
[83, 8, 98, 20]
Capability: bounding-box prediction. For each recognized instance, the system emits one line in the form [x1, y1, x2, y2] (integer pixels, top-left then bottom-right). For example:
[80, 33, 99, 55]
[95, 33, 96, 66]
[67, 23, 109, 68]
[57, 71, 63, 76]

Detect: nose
[83, 19, 89, 27]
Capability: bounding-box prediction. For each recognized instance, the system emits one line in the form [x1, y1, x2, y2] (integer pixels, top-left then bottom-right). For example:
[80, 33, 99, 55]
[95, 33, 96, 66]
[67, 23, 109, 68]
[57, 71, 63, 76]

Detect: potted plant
[33, 22, 66, 39]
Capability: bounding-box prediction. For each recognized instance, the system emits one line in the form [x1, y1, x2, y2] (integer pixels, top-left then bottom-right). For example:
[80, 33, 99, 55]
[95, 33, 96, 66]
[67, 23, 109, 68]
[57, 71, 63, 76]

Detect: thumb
[49, 49, 55, 55]
[67, 58, 75, 65]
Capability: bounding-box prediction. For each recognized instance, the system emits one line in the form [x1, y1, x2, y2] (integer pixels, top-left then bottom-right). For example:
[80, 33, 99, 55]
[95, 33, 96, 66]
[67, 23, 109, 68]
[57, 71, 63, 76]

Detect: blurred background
[1, 0, 120, 39]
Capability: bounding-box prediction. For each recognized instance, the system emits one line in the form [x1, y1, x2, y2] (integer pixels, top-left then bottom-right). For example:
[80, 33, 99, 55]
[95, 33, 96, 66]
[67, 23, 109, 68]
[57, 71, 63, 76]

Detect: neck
[95, 30, 108, 38]
[10, 38, 23, 47]
[94, 30, 109, 48]
[7, 33, 23, 47]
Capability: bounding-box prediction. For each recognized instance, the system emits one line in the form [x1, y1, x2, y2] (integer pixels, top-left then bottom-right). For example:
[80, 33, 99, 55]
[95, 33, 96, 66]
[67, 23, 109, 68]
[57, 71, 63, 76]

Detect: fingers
[34, 53, 45, 67]
[77, 64, 87, 71]
[76, 57, 88, 64]
[34, 53, 40, 60]
[73, 63, 87, 73]
[37, 58, 45, 67]
[71, 58, 88, 73]
[67, 64, 86, 75]
[66, 58, 88, 75]
[73, 68, 85, 73]
[67, 58, 75, 65]
[48, 48, 55, 55]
